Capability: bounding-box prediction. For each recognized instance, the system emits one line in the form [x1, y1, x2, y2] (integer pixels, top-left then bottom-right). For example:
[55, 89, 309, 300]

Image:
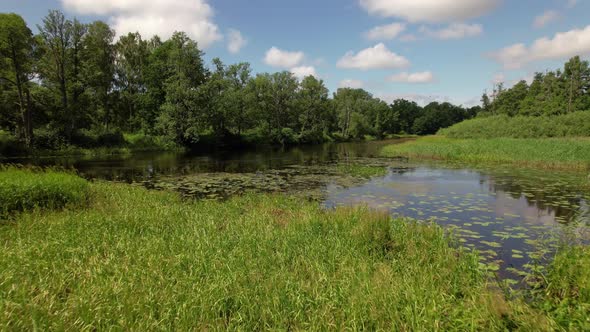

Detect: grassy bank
[0, 132, 182, 159]
[439, 112, 590, 139]
[0, 167, 89, 218]
[0, 176, 561, 330]
[381, 136, 590, 171]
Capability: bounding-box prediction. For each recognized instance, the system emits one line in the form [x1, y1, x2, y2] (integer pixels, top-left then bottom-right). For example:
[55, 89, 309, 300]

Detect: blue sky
[2, 0, 590, 106]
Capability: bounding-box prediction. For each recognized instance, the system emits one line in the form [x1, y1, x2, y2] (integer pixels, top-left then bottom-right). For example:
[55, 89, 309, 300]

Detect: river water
[4, 139, 590, 284]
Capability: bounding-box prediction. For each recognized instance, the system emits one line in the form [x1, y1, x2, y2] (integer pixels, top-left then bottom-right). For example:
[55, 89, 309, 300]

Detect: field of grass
[381, 136, 590, 171]
[0, 167, 89, 218]
[1, 169, 589, 329]
[0, 175, 565, 330]
[439, 112, 590, 139]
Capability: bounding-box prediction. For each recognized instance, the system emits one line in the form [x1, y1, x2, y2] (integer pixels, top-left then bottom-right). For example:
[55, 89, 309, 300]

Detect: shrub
[0, 166, 90, 217]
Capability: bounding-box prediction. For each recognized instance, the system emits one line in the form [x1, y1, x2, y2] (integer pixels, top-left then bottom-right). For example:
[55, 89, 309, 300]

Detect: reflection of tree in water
[486, 174, 587, 224]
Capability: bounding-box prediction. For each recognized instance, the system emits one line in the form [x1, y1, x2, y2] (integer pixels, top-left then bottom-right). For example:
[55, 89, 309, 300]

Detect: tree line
[1, 10, 478, 150]
[481, 56, 590, 117]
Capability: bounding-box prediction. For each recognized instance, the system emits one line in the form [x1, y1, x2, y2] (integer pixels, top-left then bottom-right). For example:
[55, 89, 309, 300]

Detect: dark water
[4, 139, 590, 283]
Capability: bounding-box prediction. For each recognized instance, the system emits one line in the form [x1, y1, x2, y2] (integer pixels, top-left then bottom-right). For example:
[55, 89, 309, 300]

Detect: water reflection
[324, 166, 590, 282]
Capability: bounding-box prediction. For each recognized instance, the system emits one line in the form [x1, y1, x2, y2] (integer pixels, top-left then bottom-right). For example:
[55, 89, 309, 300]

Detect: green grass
[439, 112, 590, 139]
[0, 167, 90, 218]
[0, 179, 558, 330]
[336, 164, 388, 178]
[381, 136, 590, 171]
[529, 245, 590, 330]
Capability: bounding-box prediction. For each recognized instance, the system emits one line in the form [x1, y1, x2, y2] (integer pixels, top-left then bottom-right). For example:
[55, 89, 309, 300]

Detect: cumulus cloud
[365, 22, 406, 40]
[61, 0, 222, 47]
[388, 71, 435, 83]
[227, 29, 246, 54]
[490, 25, 590, 69]
[264, 47, 305, 68]
[290, 66, 317, 79]
[339, 79, 364, 89]
[420, 23, 482, 40]
[337, 43, 410, 70]
[533, 10, 560, 28]
[359, 0, 499, 23]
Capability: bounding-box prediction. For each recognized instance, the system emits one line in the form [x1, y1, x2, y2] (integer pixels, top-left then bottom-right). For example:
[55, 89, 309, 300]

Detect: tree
[37, 10, 72, 132]
[0, 13, 35, 145]
[114, 32, 149, 130]
[156, 32, 207, 144]
[82, 21, 115, 129]
[563, 56, 590, 113]
[297, 75, 330, 143]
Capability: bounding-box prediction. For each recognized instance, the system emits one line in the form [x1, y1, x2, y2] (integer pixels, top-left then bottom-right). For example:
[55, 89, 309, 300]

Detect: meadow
[0, 168, 588, 330]
[381, 136, 590, 171]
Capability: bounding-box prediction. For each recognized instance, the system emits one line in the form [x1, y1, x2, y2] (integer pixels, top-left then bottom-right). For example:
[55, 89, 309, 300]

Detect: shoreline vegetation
[381, 136, 590, 172]
[0, 168, 588, 330]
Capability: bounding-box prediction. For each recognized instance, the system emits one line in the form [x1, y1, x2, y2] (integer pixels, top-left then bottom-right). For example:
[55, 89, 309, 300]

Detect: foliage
[381, 136, 590, 171]
[0, 166, 89, 217]
[0, 180, 561, 330]
[0, 11, 475, 153]
[528, 245, 590, 331]
[483, 56, 590, 117]
[439, 112, 590, 138]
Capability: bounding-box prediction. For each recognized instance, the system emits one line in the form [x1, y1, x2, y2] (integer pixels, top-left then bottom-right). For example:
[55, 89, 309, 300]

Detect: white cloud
[227, 29, 246, 54]
[490, 25, 590, 69]
[290, 66, 317, 79]
[264, 47, 305, 68]
[567, 0, 578, 8]
[62, 0, 222, 47]
[359, 0, 499, 23]
[337, 43, 410, 70]
[339, 79, 364, 89]
[533, 10, 560, 28]
[388, 71, 435, 83]
[491, 72, 505, 84]
[365, 22, 406, 40]
[400, 34, 418, 42]
[420, 23, 482, 40]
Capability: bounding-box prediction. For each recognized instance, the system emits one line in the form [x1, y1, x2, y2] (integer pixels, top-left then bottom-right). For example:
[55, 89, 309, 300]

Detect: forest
[1, 10, 479, 153]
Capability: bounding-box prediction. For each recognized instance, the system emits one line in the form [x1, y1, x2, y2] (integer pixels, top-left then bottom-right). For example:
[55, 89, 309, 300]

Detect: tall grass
[0, 181, 553, 330]
[439, 112, 590, 139]
[381, 136, 590, 171]
[0, 167, 89, 217]
[526, 245, 590, 330]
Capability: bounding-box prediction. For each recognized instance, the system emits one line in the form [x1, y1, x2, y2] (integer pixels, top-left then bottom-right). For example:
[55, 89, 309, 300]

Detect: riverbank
[0, 169, 588, 330]
[381, 136, 590, 171]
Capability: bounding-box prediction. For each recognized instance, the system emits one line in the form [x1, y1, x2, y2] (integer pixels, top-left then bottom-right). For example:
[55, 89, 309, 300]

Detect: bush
[33, 127, 67, 150]
[439, 112, 590, 139]
[0, 131, 28, 157]
[72, 129, 126, 148]
[0, 166, 90, 218]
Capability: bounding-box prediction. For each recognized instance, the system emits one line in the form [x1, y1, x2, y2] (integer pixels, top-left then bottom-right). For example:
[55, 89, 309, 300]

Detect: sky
[2, 0, 590, 106]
